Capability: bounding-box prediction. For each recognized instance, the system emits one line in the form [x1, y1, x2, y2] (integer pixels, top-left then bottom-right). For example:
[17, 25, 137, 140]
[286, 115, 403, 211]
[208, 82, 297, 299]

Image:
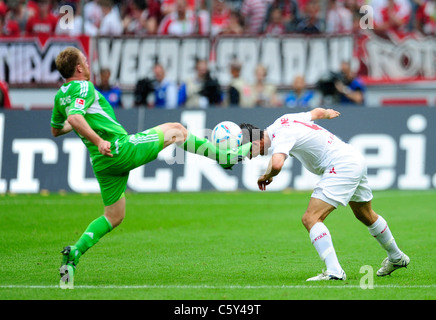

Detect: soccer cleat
[376, 253, 410, 277]
[59, 264, 75, 289]
[59, 246, 81, 289]
[306, 270, 346, 281]
[220, 142, 252, 170]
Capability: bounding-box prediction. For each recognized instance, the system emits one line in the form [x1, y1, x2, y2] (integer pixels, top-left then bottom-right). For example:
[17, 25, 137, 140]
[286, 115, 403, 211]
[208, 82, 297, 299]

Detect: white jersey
[266, 112, 354, 175]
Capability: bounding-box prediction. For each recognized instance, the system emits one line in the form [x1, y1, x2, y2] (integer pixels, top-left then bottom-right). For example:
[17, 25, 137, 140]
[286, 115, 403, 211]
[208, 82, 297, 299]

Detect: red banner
[356, 31, 436, 81]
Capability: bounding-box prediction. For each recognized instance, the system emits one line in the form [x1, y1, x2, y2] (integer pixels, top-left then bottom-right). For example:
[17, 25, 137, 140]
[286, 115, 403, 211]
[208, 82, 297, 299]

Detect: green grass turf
[0, 190, 435, 300]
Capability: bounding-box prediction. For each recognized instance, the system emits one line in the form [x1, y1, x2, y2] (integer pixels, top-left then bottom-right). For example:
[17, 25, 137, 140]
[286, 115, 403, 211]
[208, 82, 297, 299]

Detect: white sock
[309, 222, 343, 275]
[368, 215, 403, 262]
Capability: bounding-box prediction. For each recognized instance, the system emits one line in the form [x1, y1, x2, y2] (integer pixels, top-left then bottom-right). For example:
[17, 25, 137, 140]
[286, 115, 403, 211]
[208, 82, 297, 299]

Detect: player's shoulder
[65, 80, 95, 97]
[268, 111, 312, 132]
[271, 113, 300, 126]
[282, 111, 312, 124]
[77, 80, 95, 96]
[57, 80, 94, 92]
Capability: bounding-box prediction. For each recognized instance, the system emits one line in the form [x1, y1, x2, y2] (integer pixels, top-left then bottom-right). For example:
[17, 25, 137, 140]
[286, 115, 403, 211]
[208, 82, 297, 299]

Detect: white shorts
[311, 153, 373, 208]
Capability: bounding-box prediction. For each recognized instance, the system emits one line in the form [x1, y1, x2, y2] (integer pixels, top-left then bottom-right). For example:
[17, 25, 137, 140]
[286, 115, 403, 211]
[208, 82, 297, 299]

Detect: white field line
[1, 284, 435, 290]
[0, 198, 307, 206]
[2, 190, 435, 206]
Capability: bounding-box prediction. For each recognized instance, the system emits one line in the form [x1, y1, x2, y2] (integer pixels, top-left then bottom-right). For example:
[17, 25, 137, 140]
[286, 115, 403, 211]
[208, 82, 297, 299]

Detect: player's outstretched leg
[158, 122, 252, 169]
[349, 201, 410, 276]
[183, 131, 251, 169]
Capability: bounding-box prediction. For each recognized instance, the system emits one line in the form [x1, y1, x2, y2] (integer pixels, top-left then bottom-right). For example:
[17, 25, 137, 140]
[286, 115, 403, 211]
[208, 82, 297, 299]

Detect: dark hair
[239, 123, 264, 144]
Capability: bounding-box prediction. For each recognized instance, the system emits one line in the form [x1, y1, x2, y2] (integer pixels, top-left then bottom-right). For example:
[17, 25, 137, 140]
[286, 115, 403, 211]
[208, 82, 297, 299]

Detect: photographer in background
[334, 61, 365, 106]
[134, 77, 156, 107]
[184, 59, 223, 108]
[133, 63, 179, 109]
[317, 61, 365, 106]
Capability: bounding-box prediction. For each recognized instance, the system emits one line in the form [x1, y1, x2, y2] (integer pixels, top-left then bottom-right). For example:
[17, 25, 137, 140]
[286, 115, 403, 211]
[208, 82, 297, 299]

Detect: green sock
[182, 132, 227, 162]
[74, 216, 113, 255]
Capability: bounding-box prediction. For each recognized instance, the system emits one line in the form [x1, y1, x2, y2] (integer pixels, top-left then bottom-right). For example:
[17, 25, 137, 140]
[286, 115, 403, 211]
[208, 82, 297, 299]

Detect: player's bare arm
[310, 108, 340, 121]
[258, 153, 286, 191]
[51, 120, 73, 137]
[67, 114, 113, 157]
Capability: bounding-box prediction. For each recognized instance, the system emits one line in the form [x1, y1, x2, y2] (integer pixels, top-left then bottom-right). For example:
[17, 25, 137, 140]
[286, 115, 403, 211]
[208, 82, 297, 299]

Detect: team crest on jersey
[75, 98, 85, 109]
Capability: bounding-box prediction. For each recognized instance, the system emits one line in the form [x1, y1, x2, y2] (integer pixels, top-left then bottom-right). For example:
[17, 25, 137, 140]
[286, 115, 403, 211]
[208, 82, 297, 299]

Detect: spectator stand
[1, 0, 436, 109]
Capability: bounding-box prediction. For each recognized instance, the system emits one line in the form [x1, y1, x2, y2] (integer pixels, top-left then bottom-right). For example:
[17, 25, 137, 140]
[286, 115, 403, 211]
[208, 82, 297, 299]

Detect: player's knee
[355, 208, 378, 226]
[301, 211, 323, 231]
[104, 201, 126, 228]
[350, 201, 378, 226]
[114, 216, 124, 228]
[301, 213, 314, 231]
[106, 213, 124, 228]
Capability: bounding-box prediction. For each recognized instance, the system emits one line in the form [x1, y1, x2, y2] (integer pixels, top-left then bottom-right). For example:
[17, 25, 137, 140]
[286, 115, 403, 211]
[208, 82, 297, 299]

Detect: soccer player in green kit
[51, 47, 251, 289]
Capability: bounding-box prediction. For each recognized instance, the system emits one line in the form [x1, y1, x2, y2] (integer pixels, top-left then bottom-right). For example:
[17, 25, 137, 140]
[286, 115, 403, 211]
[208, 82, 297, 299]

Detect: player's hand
[326, 109, 340, 119]
[98, 140, 113, 157]
[257, 175, 273, 191]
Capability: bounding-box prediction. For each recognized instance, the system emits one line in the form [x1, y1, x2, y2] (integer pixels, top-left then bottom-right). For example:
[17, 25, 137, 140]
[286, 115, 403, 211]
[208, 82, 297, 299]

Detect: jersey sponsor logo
[75, 98, 85, 109]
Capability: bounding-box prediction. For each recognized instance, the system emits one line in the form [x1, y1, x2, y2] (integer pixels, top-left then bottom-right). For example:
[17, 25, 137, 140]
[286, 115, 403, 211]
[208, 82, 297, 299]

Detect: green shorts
[93, 127, 164, 206]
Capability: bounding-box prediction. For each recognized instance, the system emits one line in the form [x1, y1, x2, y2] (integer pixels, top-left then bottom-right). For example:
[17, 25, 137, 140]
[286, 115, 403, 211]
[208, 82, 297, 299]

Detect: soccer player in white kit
[239, 108, 410, 281]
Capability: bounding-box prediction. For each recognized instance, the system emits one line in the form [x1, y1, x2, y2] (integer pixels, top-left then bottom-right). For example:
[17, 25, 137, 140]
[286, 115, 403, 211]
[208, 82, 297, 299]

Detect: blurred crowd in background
[1, 0, 435, 109]
[1, 0, 435, 38]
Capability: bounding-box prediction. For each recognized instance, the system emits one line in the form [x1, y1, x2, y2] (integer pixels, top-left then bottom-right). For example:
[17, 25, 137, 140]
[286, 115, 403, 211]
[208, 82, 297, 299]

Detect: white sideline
[1, 284, 435, 290]
[2, 190, 435, 206]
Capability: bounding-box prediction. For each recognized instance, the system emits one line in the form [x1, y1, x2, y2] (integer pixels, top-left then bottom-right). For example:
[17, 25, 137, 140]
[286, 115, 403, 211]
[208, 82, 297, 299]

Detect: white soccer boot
[306, 270, 346, 281]
[376, 253, 410, 276]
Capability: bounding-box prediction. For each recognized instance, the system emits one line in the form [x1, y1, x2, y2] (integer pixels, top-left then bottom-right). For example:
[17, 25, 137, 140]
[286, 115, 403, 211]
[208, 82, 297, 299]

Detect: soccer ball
[212, 121, 243, 150]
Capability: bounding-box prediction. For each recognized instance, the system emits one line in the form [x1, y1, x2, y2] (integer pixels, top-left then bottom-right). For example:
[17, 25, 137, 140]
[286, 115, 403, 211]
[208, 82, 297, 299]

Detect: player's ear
[250, 140, 260, 158]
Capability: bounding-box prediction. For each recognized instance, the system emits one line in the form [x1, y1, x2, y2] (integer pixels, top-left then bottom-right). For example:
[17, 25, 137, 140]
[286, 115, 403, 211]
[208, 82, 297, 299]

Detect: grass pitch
[0, 190, 435, 301]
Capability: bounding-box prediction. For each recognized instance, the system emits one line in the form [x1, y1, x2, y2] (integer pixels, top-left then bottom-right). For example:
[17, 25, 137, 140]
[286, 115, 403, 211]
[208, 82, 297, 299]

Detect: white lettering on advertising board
[1, 112, 435, 193]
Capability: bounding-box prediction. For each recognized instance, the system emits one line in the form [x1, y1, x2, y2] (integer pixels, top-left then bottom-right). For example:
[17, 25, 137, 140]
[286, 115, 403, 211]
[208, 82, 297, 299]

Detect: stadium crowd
[0, 0, 435, 39]
[0, 0, 435, 109]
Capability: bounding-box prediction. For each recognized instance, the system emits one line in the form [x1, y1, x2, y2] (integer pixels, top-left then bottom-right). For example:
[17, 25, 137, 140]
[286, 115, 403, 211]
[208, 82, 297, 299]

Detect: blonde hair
[55, 47, 82, 79]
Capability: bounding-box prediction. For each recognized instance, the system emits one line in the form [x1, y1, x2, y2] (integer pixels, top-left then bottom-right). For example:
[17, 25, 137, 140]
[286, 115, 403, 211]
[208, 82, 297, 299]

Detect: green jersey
[51, 80, 128, 171]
